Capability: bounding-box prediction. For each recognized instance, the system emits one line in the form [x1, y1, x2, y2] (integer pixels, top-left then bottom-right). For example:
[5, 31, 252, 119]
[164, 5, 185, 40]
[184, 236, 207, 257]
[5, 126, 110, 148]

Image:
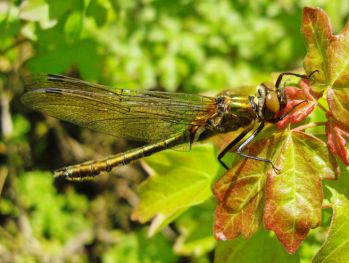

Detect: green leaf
[264, 131, 337, 254]
[86, 0, 108, 27]
[131, 144, 219, 224]
[214, 229, 299, 263]
[102, 229, 178, 263]
[64, 11, 84, 42]
[26, 45, 73, 73]
[174, 200, 216, 256]
[312, 190, 349, 262]
[11, 114, 30, 140]
[148, 208, 187, 237]
[19, 0, 57, 28]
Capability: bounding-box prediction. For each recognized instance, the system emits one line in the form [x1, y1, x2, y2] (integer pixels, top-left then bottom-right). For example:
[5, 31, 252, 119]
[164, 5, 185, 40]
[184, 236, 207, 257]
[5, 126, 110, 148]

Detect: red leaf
[326, 112, 349, 165]
[277, 80, 317, 129]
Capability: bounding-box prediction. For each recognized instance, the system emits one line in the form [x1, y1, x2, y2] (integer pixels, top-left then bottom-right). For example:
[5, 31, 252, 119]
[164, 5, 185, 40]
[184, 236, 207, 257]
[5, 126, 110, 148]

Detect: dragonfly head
[256, 82, 287, 121]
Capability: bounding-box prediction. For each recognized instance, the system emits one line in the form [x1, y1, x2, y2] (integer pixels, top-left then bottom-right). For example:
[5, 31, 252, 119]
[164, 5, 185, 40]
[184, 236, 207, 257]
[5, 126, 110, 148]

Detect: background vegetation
[1, 1, 349, 262]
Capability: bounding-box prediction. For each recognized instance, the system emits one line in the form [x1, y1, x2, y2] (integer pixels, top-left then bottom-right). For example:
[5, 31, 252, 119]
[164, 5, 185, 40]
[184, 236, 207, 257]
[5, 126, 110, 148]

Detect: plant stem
[317, 102, 328, 113]
[293, 122, 326, 132]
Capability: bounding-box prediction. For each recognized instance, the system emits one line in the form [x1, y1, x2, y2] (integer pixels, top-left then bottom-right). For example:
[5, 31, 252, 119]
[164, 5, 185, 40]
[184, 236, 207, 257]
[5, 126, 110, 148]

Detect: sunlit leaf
[214, 229, 299, 263]
[325, 112, 349, 165]
[131, 144, 219, 224]
[213, 138, 273, 240]
[148, 208, 187, 237]
[302, 7, 349, 87]
[64, 11, 83, 42]
[277, 80, 318, 129]
[327, 87, 349, 126]
[214, 127, 337, 253]
[264, 131, 337, 254]
[19, 0, 57, 28]
[174, 201, 216, 256]
[102, 229, 178, 263]
[312, 189, 349, 262]
[302, 7, 332, 86]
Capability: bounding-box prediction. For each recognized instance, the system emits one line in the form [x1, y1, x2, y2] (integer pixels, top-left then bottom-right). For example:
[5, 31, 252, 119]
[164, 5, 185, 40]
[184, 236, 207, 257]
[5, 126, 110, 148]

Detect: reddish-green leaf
[213, 128, 337, 253]
[277, 80, 318, 129]
[326, 112, 349, 165]
[264, 131, 337, 254]
[327, 87, 349, 126]
[312, 190, 349, 262]
[302, 7, 349, 87]
[302, 7, 332, 86]
[213, 137, 278, 240]
[302, 6, 349, 169]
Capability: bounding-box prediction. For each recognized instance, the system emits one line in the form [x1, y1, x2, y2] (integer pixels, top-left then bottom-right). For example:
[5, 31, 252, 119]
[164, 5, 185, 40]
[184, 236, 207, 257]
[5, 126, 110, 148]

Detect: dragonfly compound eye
[265, 91, 280, 113]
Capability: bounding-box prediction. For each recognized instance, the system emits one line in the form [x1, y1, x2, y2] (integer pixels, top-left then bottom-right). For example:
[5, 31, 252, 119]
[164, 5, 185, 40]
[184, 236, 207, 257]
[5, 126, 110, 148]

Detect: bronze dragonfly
[21, 71, 317, 181]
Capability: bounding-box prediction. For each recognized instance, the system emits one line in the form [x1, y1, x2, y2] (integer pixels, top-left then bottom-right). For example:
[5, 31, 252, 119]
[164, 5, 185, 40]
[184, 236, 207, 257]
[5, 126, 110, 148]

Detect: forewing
[21, 74, 215, 143]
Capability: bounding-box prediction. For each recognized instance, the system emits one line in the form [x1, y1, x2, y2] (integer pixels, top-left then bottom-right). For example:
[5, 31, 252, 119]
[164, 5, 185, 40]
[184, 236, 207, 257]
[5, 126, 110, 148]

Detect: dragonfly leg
[269, 100, 308, 123]
[217, 126, 253, 170]
[275, 70, 319, 89]
[235, 122, 280, 173]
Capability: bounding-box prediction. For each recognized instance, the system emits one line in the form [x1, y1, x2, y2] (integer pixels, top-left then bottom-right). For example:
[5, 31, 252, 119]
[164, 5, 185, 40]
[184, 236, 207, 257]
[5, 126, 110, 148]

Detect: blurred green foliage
[1, 0, 349, 262]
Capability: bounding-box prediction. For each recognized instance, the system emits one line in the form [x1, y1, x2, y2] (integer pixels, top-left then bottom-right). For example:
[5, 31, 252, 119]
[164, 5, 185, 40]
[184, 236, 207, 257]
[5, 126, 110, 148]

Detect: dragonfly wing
[22, 74, 216, 143]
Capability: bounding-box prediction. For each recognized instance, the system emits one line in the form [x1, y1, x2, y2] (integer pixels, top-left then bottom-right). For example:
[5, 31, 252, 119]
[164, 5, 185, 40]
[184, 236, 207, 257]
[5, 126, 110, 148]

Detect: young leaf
[302, 7, 349, 88]
[302, 7, 349, 125]
[327, 87, 349, 126]
[214, 229, 299, 263]
[325, 112, 349, 165]
[302, 7, 332, 86]
[174, 201, 216, 256]
[312, 190, 349, 263]
[264, 131, 337, 254]
[213, 138, 274, 240]
[277, 80, 318, 129]
[131, 144, 219, 225]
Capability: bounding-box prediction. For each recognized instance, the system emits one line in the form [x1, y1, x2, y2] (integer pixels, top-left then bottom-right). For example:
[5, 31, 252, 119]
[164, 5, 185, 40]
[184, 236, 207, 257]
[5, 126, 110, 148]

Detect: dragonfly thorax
[205, 95, 255, 134]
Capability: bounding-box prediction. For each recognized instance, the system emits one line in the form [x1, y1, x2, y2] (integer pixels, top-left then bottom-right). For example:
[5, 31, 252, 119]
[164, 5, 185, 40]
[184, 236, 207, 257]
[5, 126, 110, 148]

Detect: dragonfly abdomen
[54, 133, 188, 181]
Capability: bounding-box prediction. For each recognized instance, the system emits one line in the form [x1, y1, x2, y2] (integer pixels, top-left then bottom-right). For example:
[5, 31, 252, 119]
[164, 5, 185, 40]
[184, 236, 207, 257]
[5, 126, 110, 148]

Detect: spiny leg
[235, 122, 280, 173]
[275, 70, 319, 90]
[218, 126, 253, 170]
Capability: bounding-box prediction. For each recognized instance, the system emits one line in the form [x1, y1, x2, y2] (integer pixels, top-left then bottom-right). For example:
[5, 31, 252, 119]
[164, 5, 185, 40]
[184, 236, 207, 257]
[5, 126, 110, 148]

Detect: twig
[292, 122, 326, 132]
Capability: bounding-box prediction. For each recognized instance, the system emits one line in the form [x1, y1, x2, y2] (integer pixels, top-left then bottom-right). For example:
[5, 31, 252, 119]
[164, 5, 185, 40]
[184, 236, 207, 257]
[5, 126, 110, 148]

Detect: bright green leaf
[19, 0, 57, 28]
[131, 144, 219, 224]
[102, 229, 178, 263]
[312, 190, 349, 262]
[174, 200, 216, 256]
[214, 229, 299, 263]
[64, 11, 83, 42]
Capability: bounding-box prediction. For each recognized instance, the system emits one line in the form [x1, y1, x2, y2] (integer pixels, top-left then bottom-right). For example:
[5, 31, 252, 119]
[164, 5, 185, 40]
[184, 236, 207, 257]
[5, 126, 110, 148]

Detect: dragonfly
[21, 71, 317, 181]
